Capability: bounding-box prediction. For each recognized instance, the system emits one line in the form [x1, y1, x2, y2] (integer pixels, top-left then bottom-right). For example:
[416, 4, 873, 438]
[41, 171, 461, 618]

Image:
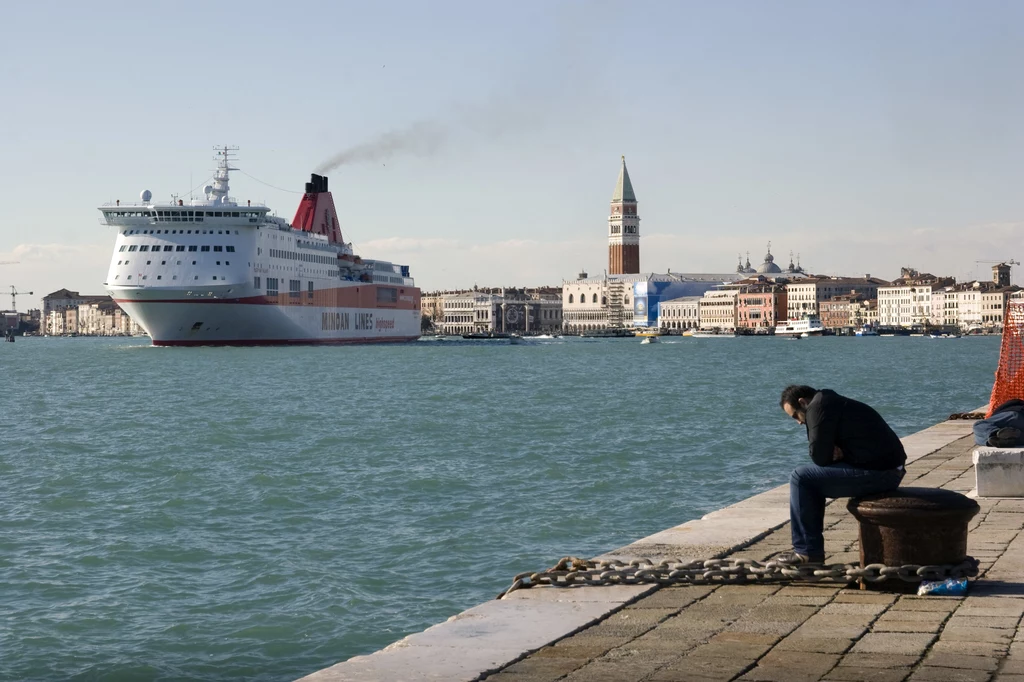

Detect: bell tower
[608, 156, 640, 275]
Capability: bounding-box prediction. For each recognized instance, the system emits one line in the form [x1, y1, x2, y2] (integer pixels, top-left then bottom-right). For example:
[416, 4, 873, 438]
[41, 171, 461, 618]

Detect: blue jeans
[973, 411, 1024, 446]
[790, 463, 905, 557]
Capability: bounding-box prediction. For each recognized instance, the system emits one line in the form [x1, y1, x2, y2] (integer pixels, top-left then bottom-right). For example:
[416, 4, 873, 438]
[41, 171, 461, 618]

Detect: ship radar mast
[205, 145, 239, 206]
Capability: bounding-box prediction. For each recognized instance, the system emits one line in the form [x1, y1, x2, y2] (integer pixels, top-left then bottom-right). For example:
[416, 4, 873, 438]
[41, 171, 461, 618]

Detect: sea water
[1, 335, 999, 680]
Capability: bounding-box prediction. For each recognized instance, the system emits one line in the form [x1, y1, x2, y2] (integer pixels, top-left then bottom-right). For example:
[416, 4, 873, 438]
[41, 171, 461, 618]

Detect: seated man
[974, 399, 1024, 447]
[777, 385, 907, 564]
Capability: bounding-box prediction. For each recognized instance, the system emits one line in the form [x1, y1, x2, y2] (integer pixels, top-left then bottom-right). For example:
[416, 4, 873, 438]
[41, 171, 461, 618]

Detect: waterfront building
[41, 289, 109, 335]
[698, 289, 740, 331]
[1, 311, 18, 335]
[658, 296, 701, 331]
[851, 298, 879, 329]
[77, 301, 141, 335]
[492, 288, 562, 334]
[956, 285, 984, 331]
[736, 283, 788, 331]
[877, 268, 955, 328]
[786, 276, 887, 320]
[440, 288, 562, 335]
[980, 286, 1019, 330]
[420, 292, 451, 325]
[819, 294, 867, 332]
[931, 286, 959, 328]
[562, 271, 735, 333]
[44, 300, 143, 336]
[441, 292, 489, 335]
[608, 157, 640, 275]
[66, 307, 79, 335]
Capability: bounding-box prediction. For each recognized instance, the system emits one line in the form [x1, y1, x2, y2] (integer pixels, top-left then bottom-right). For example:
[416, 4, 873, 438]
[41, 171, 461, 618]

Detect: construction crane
[4, 286, 32, 311]
[0, 261, 19, 266]
[976, 259, 1020, 265]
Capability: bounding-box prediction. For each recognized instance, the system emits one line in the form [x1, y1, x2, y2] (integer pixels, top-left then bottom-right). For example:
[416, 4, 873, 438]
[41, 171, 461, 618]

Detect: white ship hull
[112, 287, 419, 346]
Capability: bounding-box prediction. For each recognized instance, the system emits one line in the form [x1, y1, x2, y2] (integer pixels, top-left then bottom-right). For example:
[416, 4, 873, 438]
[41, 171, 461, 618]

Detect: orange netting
[987, 301, 1024, 417]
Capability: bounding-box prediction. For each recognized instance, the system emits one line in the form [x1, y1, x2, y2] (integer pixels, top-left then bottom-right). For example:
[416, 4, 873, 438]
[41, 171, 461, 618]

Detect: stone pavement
[481, 434, 1024, 682]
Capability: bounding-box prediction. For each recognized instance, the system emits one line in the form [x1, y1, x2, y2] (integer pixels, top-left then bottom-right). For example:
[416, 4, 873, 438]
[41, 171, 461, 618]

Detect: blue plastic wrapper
[917, 578, 968, 596]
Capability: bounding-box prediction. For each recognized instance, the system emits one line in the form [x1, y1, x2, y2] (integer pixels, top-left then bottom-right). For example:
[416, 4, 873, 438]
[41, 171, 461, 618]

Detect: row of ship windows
[117, 260, 230, 266]
[124, 229, 240, 235]
[268, 248, 335, 265]
[113, 274, 229, 281]
[111, 210, 262, 219]
[120, 245, 236, 252]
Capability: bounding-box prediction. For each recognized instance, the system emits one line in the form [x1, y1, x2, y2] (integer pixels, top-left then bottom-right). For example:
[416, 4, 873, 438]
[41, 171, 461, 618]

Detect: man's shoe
[774, 551, 826, 565]
[988, 426, 1022, 448]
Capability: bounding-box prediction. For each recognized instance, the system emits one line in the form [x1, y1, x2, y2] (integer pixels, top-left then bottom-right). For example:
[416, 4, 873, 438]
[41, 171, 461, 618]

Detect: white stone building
[930, 287, 959, 328]
[786, 277, 886, 320]
[877, 270, 955, 328]
[981, 288, 1017, 330]
[562, 273, 615, 332]
[441, 292, 480, 335]
[658, 296, 701, 331]
[698, 290, 739, 331]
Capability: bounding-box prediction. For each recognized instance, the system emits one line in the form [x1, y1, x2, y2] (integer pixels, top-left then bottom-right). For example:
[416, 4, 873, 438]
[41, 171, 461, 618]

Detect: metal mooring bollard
[847, 487, 981, 592]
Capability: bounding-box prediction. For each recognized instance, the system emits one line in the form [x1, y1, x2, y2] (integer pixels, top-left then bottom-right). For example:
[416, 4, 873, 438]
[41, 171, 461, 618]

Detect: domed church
[755, 243, 783, 274]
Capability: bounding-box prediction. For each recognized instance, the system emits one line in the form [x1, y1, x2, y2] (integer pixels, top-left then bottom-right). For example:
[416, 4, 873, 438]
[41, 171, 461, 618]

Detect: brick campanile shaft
[608, 156, 640, 275]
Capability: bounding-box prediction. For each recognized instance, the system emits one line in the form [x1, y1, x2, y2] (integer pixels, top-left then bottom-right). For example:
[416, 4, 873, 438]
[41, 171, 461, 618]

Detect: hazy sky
[3, 1, 1024, 310]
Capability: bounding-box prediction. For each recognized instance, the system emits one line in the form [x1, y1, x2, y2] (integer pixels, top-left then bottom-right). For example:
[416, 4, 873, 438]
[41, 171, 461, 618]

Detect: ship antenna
[209, 145, 239, 206]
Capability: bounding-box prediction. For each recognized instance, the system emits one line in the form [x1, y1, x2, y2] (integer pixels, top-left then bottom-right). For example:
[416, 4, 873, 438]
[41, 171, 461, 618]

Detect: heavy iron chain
[948, 412, 985, 420]
[498, 556, 981, 599]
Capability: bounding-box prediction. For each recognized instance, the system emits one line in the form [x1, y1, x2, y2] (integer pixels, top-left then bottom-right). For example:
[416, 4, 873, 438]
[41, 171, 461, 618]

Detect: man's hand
[833, 446, 844, 462]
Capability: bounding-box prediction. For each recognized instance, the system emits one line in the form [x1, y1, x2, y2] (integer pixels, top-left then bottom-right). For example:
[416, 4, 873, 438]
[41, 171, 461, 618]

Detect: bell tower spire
[608, 156, 640, 275]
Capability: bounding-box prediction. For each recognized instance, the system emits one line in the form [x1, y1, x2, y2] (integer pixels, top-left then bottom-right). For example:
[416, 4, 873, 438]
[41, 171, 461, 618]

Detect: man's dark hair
[780, 385, 817, 409]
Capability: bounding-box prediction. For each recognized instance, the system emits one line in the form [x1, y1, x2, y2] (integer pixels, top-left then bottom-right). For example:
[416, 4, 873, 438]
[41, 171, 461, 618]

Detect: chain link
[948, 412, 986, 420]
[498, 556, 980, 598]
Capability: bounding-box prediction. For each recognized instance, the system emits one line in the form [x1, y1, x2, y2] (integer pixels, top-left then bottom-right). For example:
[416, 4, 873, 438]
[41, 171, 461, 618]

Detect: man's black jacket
[804, 389, 906, 470]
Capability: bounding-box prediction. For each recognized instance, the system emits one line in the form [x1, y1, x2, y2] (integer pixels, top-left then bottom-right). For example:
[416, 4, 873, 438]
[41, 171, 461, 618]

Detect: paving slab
[824, 667, 913, 682]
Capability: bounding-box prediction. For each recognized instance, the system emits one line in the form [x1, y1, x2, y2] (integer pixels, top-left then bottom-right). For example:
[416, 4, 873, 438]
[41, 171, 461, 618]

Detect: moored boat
[774, 316, 824, 337]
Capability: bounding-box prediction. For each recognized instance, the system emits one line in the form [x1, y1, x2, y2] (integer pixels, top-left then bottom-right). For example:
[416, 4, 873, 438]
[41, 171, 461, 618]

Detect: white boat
[689, 330, 736, 338]
[99, 148, 421, 346]
[640, 336, 657, 344]
[775, 316, 824, 336]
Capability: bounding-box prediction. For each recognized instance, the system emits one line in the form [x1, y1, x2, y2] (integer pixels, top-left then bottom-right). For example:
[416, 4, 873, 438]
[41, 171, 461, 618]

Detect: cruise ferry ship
[100, 148, 420, 345]
[774, 315, 825, 336]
